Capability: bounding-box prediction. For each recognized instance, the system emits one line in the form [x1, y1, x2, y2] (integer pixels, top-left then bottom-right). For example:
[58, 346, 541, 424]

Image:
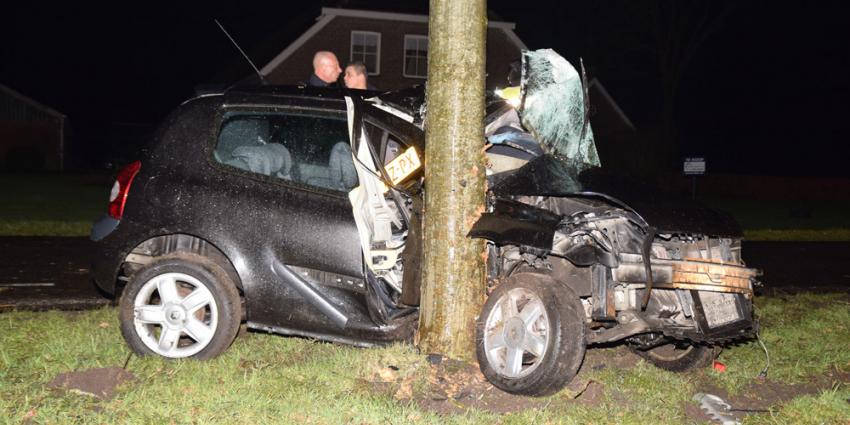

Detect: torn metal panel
[372, 85, 426, 127]
[468, 198, 562, 251]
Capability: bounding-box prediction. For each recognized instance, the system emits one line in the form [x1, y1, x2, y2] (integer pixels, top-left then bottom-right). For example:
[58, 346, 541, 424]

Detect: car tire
[476, 273, 586, 396]
[118, 253, 242, 360]
[630, 342, 716, 372]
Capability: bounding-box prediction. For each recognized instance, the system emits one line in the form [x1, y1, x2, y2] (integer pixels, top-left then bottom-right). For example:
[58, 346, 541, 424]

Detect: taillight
[107, 161, 142, 219]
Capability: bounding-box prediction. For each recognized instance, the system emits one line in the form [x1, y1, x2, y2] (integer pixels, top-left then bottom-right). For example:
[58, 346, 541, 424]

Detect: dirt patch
[47, 367, 135, 400]
[358, 348, 637, 416]
[398, 357, 547, 415]
[580, 345, 642, 372]
[359, 343, 848, 419]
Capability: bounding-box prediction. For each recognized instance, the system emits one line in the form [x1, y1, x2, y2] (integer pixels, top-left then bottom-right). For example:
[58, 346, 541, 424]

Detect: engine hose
[640, 227, 657, 310]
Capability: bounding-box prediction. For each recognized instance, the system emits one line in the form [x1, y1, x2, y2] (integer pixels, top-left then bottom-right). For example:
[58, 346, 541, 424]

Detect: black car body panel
[467, 199, 561, 251]
[490, 155, 742, 237]
[91, 89, 421, 344]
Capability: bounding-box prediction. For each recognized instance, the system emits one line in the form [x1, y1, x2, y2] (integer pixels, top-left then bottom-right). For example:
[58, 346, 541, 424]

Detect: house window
[403, 35, 428, 78]
[350, 31, 381, 75]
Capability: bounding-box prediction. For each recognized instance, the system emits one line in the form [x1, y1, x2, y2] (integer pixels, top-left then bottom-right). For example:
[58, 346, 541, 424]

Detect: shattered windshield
[520, 49, 600, 170]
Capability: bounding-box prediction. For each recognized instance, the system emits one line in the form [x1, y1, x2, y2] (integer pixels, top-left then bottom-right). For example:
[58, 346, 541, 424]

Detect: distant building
[0, 84, 67, 171]
[260, 7, 527, 90]
[251, 6, 635, 165]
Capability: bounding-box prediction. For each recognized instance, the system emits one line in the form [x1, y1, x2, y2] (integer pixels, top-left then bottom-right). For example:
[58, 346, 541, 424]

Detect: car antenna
[214, 19, 269, 85]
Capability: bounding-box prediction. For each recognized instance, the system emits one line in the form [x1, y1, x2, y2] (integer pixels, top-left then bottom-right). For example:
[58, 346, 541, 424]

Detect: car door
[206, 100, 367, 332]
[345, 98, 426, 316]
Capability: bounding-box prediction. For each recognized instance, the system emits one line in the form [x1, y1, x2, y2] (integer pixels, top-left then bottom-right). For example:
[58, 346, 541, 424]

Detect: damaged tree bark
[418, 0, 488, 361]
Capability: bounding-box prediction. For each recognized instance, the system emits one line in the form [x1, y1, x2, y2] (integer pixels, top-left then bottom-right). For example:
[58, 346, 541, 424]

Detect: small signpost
[684, 157, 706, 199]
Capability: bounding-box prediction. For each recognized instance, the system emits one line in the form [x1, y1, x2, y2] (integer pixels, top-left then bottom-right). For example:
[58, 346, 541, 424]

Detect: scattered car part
[693, 393, 740, 425]
[756, 331, 770, 378]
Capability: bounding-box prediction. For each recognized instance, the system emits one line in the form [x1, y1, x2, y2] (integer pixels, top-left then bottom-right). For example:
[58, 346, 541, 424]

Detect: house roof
[589, 78, 635, 130]
[0, 83, 66, 120]
[259, 7, 527, 76]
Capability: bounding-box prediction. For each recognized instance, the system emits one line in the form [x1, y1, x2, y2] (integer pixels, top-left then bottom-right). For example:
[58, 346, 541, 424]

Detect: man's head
[312, 51, 342, 84]
[344, 62, 368, 90]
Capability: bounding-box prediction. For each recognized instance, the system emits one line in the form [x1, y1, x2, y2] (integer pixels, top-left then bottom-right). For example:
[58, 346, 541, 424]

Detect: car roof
[225, 84, 389, 102]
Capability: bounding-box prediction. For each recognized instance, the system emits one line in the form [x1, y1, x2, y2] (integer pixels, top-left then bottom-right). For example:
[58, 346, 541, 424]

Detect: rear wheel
[476, 273, 586, 396]
[118, 253, 242, 360]
[630, 341, 716, 372]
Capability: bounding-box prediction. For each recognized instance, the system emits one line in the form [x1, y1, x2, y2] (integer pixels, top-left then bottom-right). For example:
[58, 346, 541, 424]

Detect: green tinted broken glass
[520, 49, 600, 169]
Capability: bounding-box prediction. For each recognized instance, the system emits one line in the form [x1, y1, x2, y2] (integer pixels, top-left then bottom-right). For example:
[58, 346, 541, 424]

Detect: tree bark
[418, 0, 488, 361]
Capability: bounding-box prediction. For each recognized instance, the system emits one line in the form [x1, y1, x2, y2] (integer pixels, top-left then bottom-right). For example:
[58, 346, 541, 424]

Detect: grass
[1, 293, 848, 424]
[702, 197, 850, 241]
[0, 173, 108, 236]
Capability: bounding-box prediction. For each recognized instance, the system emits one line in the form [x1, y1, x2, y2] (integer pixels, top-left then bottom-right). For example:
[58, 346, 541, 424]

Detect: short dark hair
[345, 61, 368, 76]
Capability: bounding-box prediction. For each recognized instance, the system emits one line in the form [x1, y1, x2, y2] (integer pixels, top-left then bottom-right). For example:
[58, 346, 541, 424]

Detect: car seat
[328, 142, 358, 190]
[225, 143, 292, 179]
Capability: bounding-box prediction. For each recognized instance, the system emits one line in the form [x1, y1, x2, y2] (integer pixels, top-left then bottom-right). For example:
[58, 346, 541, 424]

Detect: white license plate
[700, 292, 742, 328]
[385, 146, 421, 185]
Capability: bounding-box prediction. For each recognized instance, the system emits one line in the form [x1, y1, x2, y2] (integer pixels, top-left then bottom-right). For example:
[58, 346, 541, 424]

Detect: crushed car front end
[457, 49, 762, 395]
[471, 192, 760, 348]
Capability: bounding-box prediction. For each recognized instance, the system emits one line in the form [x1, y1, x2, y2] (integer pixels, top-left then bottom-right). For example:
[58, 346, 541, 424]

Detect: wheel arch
[118, 233, 243, 296]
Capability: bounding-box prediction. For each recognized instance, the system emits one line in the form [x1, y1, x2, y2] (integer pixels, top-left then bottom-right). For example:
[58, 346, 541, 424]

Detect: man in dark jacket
[308, 51, 342, 87]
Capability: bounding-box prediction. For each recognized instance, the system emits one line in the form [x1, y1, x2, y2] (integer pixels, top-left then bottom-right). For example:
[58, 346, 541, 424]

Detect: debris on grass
[693, 393, 740, 425]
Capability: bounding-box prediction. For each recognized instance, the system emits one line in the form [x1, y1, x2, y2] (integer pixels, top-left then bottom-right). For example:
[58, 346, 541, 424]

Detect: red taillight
[107, 161, 142, 219]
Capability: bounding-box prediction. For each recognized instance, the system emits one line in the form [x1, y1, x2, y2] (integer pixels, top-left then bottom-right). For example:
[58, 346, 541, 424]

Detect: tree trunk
[418, 0, 488, 361]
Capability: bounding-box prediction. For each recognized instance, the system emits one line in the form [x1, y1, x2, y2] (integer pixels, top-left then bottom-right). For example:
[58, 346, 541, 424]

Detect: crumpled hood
[490, 156, 742, 237]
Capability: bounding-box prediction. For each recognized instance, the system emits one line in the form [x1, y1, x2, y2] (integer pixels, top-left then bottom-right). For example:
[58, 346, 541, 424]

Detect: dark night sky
[3, 1, 849, 177]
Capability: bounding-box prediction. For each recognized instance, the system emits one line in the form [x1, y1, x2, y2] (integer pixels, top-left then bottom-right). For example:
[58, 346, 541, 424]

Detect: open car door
[344, 96, 418, 324]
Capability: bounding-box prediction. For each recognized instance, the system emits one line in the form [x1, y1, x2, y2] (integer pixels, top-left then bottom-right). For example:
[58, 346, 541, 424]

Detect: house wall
[0, 121, 61, 171]
[265, 16, 523, 91]
[0, 89, 64, 171]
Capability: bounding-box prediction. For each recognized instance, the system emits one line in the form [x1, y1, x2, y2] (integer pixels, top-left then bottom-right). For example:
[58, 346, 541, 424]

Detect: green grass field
[0, 173, 109, 236]
[703, 197, 850, 242]
[1, 293, 848, 424]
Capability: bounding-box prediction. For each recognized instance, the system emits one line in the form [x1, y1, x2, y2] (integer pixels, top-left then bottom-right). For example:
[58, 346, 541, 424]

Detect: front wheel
[476, 273, 586, 396]
[118, 253, 242, 360]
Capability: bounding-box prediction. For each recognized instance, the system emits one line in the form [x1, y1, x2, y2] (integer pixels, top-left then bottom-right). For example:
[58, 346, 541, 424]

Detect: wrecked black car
[90, 49, 759, 396]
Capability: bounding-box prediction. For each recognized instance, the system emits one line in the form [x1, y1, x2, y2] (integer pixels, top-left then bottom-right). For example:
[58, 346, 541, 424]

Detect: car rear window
[214, 111, 358, 193]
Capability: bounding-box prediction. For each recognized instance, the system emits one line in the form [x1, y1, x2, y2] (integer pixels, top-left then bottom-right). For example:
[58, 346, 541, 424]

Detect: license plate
[385, 146, 421, 185]
[700, 292, 742, 328]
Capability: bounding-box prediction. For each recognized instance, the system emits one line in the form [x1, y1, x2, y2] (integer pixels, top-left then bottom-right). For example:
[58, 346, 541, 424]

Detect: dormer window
[350, 31, 381, 75]
[403, 35, 428, 78]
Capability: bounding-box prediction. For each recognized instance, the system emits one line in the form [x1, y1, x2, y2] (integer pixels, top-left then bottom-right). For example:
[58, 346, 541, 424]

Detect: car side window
[214, 111, 358, 192]
[384, 135, 403, 165]
[363, 121, 404, 166]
